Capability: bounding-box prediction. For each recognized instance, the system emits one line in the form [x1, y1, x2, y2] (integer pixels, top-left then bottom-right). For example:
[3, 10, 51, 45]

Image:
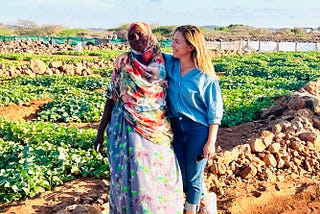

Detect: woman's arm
[203, 123, 219, 158]
[93, 99, 115, 152]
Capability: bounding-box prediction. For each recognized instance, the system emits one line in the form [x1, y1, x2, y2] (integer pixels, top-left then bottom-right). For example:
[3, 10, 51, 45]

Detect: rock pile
[0, 58, 114, 77]
[0, 40, 127, 55]
[206, 80, 320, 194]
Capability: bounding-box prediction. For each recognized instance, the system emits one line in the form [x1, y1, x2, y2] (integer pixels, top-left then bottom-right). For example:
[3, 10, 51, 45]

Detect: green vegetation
[152, 25, 177, 39]
[54, 49, 124, 59]
[212, 51, 319, 126]
[0, 75, 109, 122]
[219, 75, 305, 126]
[57, 28, 90, 37]
[0, 49, 122, 64]
[213, 51, 320, 81]
[0, 28, 13, 36]
[0, 119, 108, 202]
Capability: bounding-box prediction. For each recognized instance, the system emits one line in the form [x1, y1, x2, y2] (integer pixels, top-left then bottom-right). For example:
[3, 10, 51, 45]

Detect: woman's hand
[203, 124, 219, 158]
[93, 134, 104, 153]
[114, 52, 130, 70]
[203, 139, 216, 159]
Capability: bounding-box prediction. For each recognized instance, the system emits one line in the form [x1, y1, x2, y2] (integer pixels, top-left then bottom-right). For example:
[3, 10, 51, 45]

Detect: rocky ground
[0, 80, 320, 214]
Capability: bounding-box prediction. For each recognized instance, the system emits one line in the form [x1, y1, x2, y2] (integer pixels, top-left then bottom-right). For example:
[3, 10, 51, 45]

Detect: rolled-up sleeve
[205, 79, 224, 124]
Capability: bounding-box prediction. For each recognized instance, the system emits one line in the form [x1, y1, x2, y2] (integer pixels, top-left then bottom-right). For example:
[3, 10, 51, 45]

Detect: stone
[30, 59, 47, 74]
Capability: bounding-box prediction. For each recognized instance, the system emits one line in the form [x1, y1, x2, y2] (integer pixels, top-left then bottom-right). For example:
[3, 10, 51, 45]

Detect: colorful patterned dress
[105, 22, 184, 214]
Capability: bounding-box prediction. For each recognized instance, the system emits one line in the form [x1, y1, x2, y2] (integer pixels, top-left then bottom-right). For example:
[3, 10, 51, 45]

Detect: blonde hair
[174, 25, 216, 77]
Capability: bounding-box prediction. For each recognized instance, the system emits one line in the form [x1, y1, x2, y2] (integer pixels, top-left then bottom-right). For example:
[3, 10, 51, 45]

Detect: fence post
[238, 40, 242, 50]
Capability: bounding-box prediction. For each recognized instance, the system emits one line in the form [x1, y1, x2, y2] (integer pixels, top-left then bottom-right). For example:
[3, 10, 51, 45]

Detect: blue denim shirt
[163, 53, 223, 126]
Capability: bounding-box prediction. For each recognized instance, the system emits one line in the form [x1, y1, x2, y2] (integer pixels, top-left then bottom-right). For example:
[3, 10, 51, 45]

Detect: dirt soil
[0, 100, 320, 214]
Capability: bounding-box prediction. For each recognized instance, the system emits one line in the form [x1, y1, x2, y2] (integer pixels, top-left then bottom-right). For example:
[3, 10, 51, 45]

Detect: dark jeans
[171, 116, 208, 211]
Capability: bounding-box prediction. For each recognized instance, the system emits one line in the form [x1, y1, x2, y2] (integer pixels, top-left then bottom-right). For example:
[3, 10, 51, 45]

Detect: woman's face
[171, 31, 193, 59]
[128, 26, 149, 52]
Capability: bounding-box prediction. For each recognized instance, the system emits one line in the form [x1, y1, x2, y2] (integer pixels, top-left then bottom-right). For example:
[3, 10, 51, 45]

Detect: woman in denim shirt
[163, 25, 223, 214]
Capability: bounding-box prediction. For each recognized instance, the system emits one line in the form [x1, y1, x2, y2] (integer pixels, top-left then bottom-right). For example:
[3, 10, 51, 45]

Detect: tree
[14, 20, 39, 36]
[39, 24, 64, 37]
[152, 26, 176, 39]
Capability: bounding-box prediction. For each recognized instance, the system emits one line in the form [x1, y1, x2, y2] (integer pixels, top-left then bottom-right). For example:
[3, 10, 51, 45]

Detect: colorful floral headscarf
[106, 22, 172, 144]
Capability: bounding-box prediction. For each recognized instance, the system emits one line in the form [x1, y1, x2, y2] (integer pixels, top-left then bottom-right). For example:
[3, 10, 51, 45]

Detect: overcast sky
[1, 0, 319, 29]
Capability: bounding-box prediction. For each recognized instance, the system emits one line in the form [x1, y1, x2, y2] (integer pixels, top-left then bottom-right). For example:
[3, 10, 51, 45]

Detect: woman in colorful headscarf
[93, 22, 184, 214]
